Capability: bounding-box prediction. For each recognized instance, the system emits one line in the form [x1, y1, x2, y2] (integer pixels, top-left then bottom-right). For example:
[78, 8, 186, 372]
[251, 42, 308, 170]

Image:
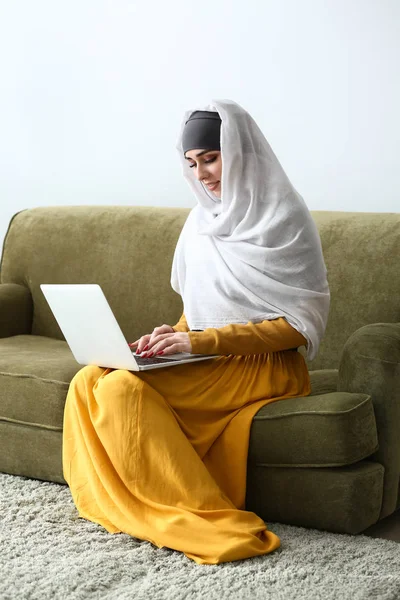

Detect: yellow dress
[63, 316, 310, 565]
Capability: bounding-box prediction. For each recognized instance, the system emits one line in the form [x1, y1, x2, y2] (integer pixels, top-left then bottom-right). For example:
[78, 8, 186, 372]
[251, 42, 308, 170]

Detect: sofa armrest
[0, 283, 33, 338]
[337, 322, 400, 520]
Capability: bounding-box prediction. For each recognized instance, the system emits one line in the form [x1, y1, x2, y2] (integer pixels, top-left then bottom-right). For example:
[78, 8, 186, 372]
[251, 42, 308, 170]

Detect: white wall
[0, 0, 399, 250]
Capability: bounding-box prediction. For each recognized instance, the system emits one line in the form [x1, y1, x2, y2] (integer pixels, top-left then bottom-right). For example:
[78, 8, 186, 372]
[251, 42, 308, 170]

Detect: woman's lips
[206, 181, 220, 191]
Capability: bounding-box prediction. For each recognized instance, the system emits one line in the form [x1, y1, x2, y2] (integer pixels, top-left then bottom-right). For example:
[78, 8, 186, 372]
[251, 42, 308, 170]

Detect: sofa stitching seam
[0, 416, 63, 432]
[253, 396, 372, 420]
[252, 448, 381, 469]
[0, 371, 70, 386]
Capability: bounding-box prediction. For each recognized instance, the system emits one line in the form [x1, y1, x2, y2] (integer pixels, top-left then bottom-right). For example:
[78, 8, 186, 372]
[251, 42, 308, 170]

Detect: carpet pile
[1, 473, 399, 599]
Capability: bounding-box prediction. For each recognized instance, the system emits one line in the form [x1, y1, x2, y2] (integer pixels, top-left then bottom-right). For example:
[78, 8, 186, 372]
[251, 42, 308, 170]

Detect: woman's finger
[148, 335, 181, 355]
[148, 325, 175, 347]
[129, 334, 151, 353]
[146, 332, 175, 350]
[144, 333, 191, 356]
[131, 326, 175, 353]
[157, 342, 187, 356]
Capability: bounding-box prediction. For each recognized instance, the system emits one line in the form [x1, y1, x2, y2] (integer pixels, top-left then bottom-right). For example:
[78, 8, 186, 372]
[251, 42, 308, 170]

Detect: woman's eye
[188, 156, 216, 168]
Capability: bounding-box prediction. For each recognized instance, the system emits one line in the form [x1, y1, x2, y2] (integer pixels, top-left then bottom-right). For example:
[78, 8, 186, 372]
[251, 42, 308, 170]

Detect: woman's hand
[129, 325, 192, 356]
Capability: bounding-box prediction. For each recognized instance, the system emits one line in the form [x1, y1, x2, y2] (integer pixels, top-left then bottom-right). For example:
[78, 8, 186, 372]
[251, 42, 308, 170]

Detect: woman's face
[184, 149, 222, 198]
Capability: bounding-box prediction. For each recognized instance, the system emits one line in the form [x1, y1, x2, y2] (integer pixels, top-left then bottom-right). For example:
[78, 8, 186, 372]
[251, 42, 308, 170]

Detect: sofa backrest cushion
[0, 206, 187, 350]
[1, 206, 399, 370]
[310, 210, 399, 369]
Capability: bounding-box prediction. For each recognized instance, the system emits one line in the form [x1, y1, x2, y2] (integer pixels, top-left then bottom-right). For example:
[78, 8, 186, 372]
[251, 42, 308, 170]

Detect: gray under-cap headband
[182, 110, 221, 154]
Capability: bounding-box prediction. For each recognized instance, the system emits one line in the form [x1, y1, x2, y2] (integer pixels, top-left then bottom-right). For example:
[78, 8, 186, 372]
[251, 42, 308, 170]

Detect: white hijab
[171, 99, 330, 361]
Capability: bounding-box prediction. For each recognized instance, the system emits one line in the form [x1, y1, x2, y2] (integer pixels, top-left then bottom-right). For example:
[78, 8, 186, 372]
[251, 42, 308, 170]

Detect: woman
[63, 99, 330, 565]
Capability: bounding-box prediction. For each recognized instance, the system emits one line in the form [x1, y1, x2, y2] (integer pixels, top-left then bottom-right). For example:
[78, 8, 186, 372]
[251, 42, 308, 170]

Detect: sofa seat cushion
[0, 335, 82, 430]
[1, 338, 378, 470]
[248, 390, 379, 467]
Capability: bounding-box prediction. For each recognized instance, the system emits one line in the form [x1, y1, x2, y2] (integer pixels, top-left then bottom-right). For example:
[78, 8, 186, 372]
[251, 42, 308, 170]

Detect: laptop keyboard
[133, 354, 179, 365]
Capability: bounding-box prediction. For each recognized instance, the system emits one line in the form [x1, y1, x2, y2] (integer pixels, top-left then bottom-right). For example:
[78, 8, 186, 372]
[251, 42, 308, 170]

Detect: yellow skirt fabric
[63, 350, 311, 565]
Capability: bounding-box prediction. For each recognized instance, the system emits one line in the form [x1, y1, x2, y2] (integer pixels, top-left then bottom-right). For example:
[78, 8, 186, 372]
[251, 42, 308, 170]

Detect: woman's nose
[195, 163, 208, 181]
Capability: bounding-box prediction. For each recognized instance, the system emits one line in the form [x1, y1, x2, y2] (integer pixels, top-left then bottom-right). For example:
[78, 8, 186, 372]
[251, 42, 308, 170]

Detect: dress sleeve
[188, 318, 308, 356]
[171, 313, 190, 333]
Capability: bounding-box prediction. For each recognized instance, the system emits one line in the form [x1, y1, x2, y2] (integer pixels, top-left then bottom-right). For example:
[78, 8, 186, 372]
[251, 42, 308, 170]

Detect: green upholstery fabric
[0, 422, 63, 484]
[248, 392, 378, 467]
[308, 369, 338, 395]
[246, 461, 384, 534]
[0, 206, 399, 535]
[338, 322, 400, 519]
[308, 211, 400, 371]
[0, 283, 33, 338]
[0, 336, 81, 428]
[0, 207, 186, 347]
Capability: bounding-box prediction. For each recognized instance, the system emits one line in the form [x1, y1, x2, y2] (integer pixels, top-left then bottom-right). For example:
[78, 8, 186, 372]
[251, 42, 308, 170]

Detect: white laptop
[40, 284, 218, 371]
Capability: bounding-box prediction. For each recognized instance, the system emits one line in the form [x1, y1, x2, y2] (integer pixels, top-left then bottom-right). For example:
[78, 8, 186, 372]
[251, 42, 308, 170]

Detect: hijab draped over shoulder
[171, 99, 330, 361]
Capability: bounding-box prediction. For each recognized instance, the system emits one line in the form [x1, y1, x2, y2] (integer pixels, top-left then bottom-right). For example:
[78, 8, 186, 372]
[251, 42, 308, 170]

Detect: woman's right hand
[129, 324, 175, 354]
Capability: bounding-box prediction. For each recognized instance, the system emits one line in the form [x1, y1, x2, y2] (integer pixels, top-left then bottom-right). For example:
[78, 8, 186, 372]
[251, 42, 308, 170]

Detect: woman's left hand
[139, 332, 192, 357]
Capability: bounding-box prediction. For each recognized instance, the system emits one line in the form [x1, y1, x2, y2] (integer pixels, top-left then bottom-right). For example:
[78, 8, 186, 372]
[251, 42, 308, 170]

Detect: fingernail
[143, 345, 149, 351]
[156, 351, 164, 356]
[148, 352, 154, 357]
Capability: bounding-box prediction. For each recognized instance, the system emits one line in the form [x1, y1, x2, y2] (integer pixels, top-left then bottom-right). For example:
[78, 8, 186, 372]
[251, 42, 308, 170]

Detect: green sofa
[1, 206, 399, 535]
